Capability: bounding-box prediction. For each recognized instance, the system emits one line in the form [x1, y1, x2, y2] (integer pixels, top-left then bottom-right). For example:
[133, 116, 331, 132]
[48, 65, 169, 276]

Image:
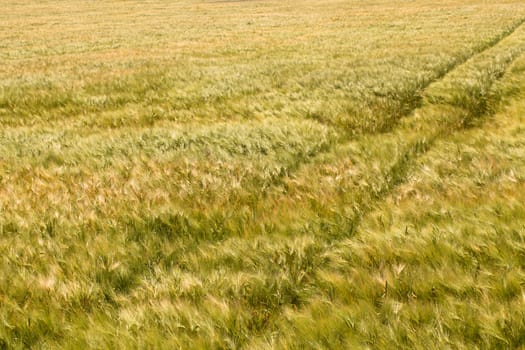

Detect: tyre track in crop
[231, 19, 525, 348]
[239, 19, 525, 348]
[100, 18, 525, 349]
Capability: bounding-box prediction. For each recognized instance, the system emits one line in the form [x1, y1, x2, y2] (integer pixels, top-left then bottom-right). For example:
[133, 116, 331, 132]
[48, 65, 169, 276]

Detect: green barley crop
[1, 0, 525, 348]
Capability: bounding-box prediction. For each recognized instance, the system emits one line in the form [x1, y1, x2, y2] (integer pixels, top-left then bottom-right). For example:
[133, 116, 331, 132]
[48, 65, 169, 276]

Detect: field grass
[2, 0, 525, 348]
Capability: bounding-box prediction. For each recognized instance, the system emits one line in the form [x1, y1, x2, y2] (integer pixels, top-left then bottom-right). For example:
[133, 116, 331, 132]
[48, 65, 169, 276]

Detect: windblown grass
[1, 0, 525, 348]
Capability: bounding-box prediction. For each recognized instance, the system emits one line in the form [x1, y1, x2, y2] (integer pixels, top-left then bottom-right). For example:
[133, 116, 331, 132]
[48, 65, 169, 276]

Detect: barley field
[2, 0, 525, 348]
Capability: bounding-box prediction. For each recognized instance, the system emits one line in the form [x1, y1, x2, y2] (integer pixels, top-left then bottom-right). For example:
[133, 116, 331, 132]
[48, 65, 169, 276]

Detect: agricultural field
[1, 0, 525, 348]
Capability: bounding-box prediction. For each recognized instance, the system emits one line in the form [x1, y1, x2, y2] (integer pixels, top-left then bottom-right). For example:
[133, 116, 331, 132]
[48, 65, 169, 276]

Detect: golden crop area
[2, 0, 525, 348]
